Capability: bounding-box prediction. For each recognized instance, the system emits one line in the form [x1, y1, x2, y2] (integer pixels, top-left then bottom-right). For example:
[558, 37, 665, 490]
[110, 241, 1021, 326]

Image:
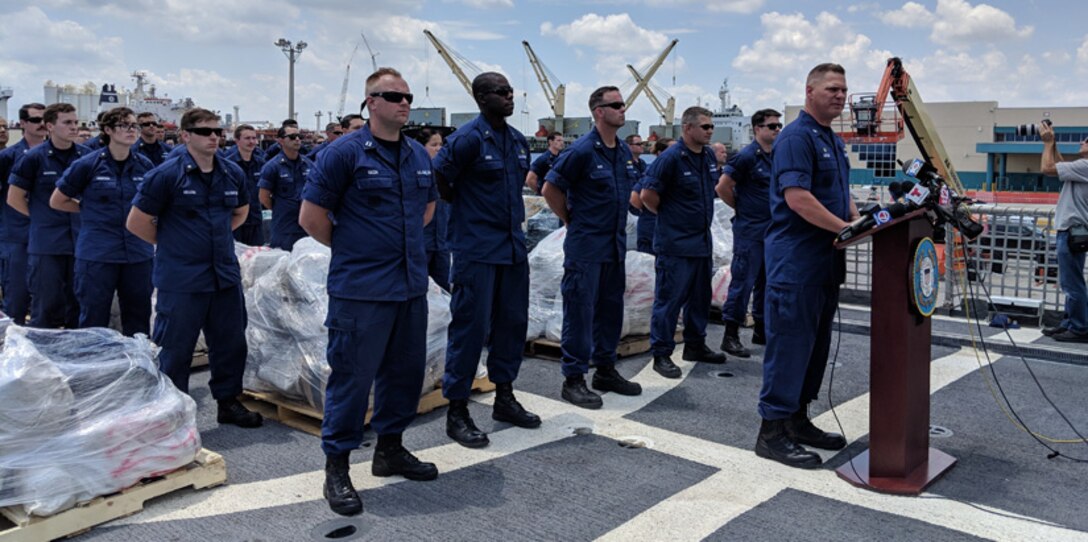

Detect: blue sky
[2, 0, 1085, 133]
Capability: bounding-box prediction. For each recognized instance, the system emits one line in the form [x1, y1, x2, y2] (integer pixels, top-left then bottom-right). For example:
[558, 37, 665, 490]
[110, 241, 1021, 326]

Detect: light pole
[274, 38, 307, 121]
[315, 110, 322, 131]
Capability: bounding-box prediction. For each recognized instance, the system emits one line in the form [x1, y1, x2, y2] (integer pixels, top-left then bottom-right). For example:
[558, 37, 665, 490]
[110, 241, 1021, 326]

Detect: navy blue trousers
[758, 284, 839, 420]
[74, 259, 153, 336]
[322, 295, 428, 455]
[28, 254, 78, 329]
[722, 236, 766, 325]
[443, 259, 528, 400]
[154, 286, 247, 400]
[427, 249, 451, 292]
[1, 242, 30, 325]
[636, 213, 657, 255]
[650, 255, 712, 356]
[560, 260, 625, 377]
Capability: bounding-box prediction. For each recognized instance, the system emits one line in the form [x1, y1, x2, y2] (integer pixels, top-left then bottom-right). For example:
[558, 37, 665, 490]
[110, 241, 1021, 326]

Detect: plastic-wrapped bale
[526, 227, 566, 342]
[0, 326, 199, 517]
[621, 251, 656, 337]
[711, 199, 736, 270]
[236, 243, 290, 289]
[242, 238, 452, 413]
[711, 266, 732, 309]
[526, 207, 562, 252]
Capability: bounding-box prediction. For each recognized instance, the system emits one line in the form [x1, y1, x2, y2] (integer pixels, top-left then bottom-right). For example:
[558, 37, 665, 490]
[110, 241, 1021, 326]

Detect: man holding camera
[1040, 122, 1088, 343]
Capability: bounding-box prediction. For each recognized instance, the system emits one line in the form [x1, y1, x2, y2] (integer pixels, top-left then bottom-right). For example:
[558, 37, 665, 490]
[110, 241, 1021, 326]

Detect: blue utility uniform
[131, 151, 250, 398]
[307, 140, 330, 162]
[223, 146, 266, 246]
[56, 149, 155, 335]
[9, 140, 88, 329]
[631, 157, 657, 254]
[529, 149, 561, 195]
[303, 125, 436, 455]
[423, 199, 451, 291]
[722, 140, 772, 327]
[258, 153, 313, 250]
[759, 110, 852, 421]
[433, 114, 530, 400]
[643, 139, 720, 355]
[133, 138, 171, 167]
[0, 141, 34, 324]
[544, 128, 636, 376]
[83, 135, 105, 150]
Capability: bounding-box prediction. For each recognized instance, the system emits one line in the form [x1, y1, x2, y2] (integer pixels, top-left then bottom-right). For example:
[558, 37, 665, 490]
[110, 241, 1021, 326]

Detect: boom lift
[522, 41, 565, 135]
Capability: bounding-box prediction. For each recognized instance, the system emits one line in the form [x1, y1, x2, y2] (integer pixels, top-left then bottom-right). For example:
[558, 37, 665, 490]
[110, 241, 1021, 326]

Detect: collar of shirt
[352, 123, 417, 169]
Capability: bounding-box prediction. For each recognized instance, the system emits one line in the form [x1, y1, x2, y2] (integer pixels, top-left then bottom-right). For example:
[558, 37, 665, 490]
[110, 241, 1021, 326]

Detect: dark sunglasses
[24, 116, 43, 124]
[284, 133, 302, 140]
[139, 121, 157, 128]
[699, 123, 715, 130]
[370, 91, 414, 105]
[186, 127, 224, 137]
[332, 131, 344, 136]
[596, 101, 626, 110]
[759, 122, 783, 130]
[484, 85, 514, 97]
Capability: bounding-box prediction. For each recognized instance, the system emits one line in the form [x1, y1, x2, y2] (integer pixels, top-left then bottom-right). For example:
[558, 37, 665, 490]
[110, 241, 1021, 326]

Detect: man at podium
[756, 63, 860, 469]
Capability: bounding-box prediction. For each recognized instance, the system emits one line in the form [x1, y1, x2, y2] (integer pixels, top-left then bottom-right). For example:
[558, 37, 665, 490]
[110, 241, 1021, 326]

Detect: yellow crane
[626, 64, 675, 134]
[522, 40, 565, 135]
[626, 39, 678, 109]
[423, 29, 475, 98]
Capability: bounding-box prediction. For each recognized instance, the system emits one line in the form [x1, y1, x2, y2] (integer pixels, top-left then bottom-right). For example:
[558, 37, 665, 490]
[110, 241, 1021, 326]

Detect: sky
[2, 0, 1085, 134]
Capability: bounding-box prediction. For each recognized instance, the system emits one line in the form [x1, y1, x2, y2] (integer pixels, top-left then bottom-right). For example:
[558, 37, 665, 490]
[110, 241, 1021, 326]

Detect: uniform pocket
[324, 315, 360, 375]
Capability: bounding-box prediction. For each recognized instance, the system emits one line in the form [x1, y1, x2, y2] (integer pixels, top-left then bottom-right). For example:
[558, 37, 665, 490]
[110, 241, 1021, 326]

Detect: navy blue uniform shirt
[433, 115, 529, 264]
[423, 200, 450, 252]
[132, 151, 248, 292]
[258, 153, 314, 248]
[57, 149, 155, 263]
[133, 139, 171, 167]
[724, 140, 773, 240]
[303, 125, 437, 302]
[529, 150, 561, 195]
[545, 128, 636, 265]
[222, 146, 265, 228]
[642, 138, 719, 257]
[765, 110, 852, 287]
[9, 140, 88, 255]
[0, 140, 33, 244]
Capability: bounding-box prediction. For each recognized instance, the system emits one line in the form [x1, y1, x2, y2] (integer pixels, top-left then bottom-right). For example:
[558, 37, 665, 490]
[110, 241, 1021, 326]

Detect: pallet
[191, 352, 208, 368]
[525, 331, 682, 361]
[0, 449, 227, 542]
[240, 377, 496, 437]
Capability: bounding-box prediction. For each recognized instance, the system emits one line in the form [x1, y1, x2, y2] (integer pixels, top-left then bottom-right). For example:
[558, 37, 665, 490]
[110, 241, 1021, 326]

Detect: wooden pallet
[191, 352, 208, 368]
[240, 377, 496, 437]
[525, 331, 683, 361]
[0, 449, 227, 542]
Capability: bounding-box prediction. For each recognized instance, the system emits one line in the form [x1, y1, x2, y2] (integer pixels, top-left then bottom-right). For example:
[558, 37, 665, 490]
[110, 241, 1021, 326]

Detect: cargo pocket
[325, 315, 359, 375]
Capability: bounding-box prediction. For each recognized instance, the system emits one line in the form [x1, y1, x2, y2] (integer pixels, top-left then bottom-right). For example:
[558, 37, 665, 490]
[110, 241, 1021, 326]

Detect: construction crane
[360, 32, 379, 72]
[522, 41, 565, 135]
[423, 29, 476, 98]
[626, 64, 675, 133]
[626, 39, 678, 109]
[336, 41, 360, 119]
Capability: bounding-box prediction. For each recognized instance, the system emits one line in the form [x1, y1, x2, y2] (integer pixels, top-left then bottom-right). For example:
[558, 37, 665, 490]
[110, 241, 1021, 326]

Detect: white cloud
[644, 0, 765, 14]
[879, 1, 934, 28]
[541, 14, 670, 52]
[931, 0, 1032, 47]
[1078, 35, 1088, 73]
[457, 0, 513, 7]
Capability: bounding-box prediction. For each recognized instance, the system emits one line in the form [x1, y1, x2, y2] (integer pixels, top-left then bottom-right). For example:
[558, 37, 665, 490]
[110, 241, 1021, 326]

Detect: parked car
[975, 216, 1057, 279]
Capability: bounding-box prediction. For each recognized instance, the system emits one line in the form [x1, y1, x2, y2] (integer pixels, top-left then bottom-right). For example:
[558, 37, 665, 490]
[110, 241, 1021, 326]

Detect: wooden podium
[834, 210, 956, 494]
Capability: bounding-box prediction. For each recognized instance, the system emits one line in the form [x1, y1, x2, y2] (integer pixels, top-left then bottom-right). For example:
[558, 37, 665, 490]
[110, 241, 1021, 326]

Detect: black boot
[217, 397, 263, 428]
[372, 434, 438, 481]
[592, 365, 642, 396]
[324, 453, 363, 516]
[683, 341, 727, 364]
[446, 399, 489, 448]
[754, 418, 822, 469]
[652, 355, 681, 379]
[561, 375, 603, 409]
[784, 408, 847, 450]
[719, 323, 751, 358]
[751, 320, 766, 346]
[492, 382, 541, 428]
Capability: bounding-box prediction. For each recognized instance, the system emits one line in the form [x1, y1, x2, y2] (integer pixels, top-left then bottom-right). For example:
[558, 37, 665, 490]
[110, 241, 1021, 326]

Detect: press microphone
[836, 201, 913, 243]
[888, 180, 903, 202]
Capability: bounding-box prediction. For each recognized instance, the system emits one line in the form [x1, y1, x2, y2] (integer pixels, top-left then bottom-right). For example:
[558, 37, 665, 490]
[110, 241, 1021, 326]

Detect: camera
[1015, 118, 1052, 137]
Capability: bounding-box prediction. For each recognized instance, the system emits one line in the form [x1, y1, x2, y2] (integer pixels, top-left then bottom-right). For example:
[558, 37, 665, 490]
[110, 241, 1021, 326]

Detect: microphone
[836, 201, 914, 243]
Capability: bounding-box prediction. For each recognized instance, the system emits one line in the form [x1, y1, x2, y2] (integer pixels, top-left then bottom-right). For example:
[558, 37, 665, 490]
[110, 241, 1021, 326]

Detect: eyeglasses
[114, 123, 139, 131]
[370, 91, 414, 105]
[139, 121, 157, 128]
[758, 123, 783, 130]
[284, 133, 302, 140]
[186, 127, 224, 137]
[596, 102, 626, 110]
[24, 116, 43, 124]
[699, 123, 715, 130]
[484, 86, 514, 97]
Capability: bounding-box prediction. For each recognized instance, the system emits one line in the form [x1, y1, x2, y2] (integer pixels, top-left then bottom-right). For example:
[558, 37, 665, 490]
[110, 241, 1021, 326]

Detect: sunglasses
[24, 116, 44, 124]
[596, 101, 626, 110]
[699, 123, 715, 130]
[113, 122, 139, 131]
[484, 85, 514, 97]
[186, 127, 224, 137]
[758, 123, 783, 130]
[284, 133, 302, 140]
[332, 131, 344, 136]
[370, 91, 414, 105]
[139, 121, 157, 128]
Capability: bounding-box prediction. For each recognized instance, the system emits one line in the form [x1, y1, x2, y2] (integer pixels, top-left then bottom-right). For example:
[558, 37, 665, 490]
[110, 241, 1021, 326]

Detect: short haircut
[365, 67, 404, 94]
[414, 127, 443, 146]
[681, 106, 713, 126]
[136, 111, 157, 122]
[234, 124, 256, 140]
[340, 114, 363, 129]
[806, 63, 846, 87]
[547, 131, 563, 142]
[751, 108, 781, 127]
[277, 125, 299, 138]
[96, 111, 107, 122]
[43, 103, 76, 125]
[588, 86, 620, 111]
[325, 122, 339, 132]
[19, 103, 46, 121]
[624, 134, 642, 145]
[281, 118, 298, 127]
[470, 72, 506, 98]
[652, 138, 673, 155]
[180, 108, 220, 130]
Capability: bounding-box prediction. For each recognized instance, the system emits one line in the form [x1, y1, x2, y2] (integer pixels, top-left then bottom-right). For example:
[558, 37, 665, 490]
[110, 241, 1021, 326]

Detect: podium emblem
[911, 237, 939, 317]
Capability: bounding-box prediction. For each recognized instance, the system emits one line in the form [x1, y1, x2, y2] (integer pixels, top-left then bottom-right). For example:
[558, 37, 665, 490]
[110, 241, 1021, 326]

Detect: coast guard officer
[301, 68, 439, 517]
[127, 107, 262, 429]
[640, 106, 728, 379]
[133, 112, 171, 167]
[7, 102, 87, 329]
[258, 124, 313, 250]
[224, 124, 266, 246]
[51, 107, 154, 335]
[757, 64, 857, 469]
[525, 131, 564, 194]
[434, 72, 540, 448]
[0, 102, 47, 325]
[543, 85, 643, 408]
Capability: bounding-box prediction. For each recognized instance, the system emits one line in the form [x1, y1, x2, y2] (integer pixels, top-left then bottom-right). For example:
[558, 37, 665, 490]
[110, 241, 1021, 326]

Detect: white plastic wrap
[241, 238, 451, 413]
[0, 325, 199, 517]
[711, 266, 732, 309]
[711, 199, 736, 270]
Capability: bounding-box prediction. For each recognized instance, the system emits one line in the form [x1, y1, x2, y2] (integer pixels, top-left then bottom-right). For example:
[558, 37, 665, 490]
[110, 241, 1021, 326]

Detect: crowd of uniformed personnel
[0, 61, 860, 516]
